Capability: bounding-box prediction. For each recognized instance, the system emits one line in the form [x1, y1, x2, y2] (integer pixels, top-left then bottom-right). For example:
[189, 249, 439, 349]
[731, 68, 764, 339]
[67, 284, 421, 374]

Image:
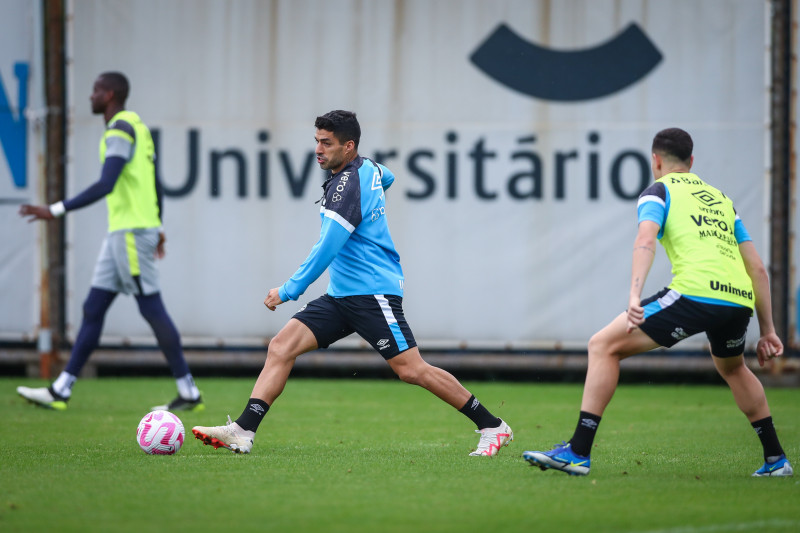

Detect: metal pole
[770, 0, 793, 351]
[40, 0, 66, 378]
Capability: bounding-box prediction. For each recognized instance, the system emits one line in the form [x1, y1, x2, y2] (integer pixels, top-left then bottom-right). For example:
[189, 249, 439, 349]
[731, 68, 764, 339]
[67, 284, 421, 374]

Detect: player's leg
[386, 347, 469, 408]
[118, 228, 202, 411]
[581, 311, 660, 416]
[340, 294, 512, 456]
[524, 311, 658, 474]
[18, 234, 124, 409]
[192, 318, 318, 454]
[526, 289, 694, 474]
[386, 346, 513, 456]
[251, 317, 319, 404]
[193, 295, 341, 454]
[135, 293, 187, 378]
[712, 354, 769, 421]
[17, 287, 117, 409]
[708, 310, 793, 476]
[712, 353, 791, 476]
[136, 292, 202, 411]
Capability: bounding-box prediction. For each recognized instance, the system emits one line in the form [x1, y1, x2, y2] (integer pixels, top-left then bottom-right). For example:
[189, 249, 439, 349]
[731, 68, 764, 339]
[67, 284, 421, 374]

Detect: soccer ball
[136, 410, 185, 455]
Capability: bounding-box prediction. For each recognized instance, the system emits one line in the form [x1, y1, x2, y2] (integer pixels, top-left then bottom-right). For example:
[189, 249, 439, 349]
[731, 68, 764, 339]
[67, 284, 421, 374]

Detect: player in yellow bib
[18, 72, 202, 413]
[524, 128, 792, 477]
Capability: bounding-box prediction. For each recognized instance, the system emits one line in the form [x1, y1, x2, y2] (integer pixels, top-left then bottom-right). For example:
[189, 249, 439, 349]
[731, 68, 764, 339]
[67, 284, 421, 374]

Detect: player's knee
[266, 335, 299, 364]
[713, 355, 746, 379]
[587, 332, 608, 357]
[393, 364, 422, 385]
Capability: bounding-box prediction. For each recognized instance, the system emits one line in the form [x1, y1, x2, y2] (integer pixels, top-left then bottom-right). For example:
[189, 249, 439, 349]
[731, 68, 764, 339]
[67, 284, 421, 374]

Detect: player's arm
[738, 239, 783, 366]
[18, 157, 125, 221]
[19, 122, 132, 222]
[627, 220, 659, 333]
[154, 169, 166, 258]
[627, 182, 667, 332]
[381, 166, 395, 191]
[264, 217, 351, 310]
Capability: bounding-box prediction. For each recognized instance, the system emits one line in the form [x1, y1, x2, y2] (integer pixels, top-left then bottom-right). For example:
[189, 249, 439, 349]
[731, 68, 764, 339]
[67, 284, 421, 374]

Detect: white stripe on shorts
[656, 289, 680, 309]
[374, 295, 397, 325]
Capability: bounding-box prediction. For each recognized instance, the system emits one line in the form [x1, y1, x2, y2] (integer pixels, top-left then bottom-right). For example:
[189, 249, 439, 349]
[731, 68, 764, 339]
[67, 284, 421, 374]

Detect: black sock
[751, 416, 784, 460]
[234, 398, 270, 433]
[568, 411, 602, 457]
[459, 395, 502, 430]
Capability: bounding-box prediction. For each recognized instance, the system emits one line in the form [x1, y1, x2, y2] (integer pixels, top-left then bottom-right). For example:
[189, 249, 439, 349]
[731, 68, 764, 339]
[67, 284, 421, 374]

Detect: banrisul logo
[470, 23, 662, 101]
[0, 62, 29, 188]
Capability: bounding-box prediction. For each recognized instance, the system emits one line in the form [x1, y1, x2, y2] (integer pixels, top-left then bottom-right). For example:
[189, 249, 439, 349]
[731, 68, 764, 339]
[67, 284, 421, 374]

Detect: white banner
[64, 0, 769, 349]
[0, 0, 44, 340]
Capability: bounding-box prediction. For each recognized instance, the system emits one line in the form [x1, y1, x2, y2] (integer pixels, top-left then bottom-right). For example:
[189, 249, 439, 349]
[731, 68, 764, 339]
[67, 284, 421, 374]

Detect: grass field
[1, 377, 799, 532]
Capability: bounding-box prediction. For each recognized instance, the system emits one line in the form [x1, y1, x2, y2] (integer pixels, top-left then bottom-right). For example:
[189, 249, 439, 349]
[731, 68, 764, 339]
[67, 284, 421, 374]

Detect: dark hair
[652, 127, 693, 163]
[98, 71, 130, 104]
[315, 110, 360, 149]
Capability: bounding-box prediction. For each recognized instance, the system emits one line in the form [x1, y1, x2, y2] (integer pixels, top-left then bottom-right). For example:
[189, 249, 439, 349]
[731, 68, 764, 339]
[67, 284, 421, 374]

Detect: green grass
[1, 377, 799, 532]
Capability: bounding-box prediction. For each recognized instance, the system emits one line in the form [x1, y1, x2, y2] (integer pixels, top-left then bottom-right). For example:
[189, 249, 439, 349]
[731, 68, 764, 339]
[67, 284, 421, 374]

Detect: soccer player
[192, 110, 512, 456]
[17, 72, 202, 413]
[524, 128, 792, 477]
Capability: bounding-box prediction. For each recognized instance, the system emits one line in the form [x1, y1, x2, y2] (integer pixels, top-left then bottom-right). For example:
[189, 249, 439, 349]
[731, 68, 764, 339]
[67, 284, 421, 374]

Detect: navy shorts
[638, 288, 753, 357]
[292, 294, 417, 360]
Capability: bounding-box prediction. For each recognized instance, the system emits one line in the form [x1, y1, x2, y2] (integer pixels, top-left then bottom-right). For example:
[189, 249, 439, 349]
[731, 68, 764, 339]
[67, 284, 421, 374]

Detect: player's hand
[756, 332, 784, 367]
[19, 204, 54, 222]
[155, 232, 166, 259]
[263, 288, 284, 311]
[626, 295, 645, 333]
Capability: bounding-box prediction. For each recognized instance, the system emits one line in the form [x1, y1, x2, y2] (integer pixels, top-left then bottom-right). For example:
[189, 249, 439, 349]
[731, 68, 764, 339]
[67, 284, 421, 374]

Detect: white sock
[52, 372, 77, 398]
[176, 374, 200, 400]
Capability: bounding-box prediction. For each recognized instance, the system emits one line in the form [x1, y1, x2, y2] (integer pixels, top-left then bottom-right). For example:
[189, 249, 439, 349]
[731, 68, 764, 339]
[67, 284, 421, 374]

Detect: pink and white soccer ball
[136, 410, 185, 455]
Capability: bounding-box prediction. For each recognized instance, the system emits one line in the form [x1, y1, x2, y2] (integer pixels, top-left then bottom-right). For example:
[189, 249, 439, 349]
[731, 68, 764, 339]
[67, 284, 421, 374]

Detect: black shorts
[638, 288, 753, 357]
[292, 294, 417, 360]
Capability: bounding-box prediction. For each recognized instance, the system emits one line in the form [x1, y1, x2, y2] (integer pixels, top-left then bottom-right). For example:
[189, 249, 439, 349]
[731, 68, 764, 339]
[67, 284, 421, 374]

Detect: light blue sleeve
[381, 165, 394, 191]
[636, 182, 668, 239]
[279, 217, 352, 302]
[734, 218, 752, 244]
[637, 200, 665, 227]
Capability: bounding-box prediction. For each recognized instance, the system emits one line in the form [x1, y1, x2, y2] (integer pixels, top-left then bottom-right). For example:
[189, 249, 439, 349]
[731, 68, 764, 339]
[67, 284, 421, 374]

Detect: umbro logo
[671, 327, 689, 340]
[692, 190, 722, 207]
[249, 403, 266, 416]
[377, 339, 391, 350]
[579, 418, 598, 430]
[371, 171, 382, 190]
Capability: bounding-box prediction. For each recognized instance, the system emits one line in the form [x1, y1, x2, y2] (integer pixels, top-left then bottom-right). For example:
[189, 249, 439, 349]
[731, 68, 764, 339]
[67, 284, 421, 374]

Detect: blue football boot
[523, 441, 590, 476]
[752, 454, 793, 477]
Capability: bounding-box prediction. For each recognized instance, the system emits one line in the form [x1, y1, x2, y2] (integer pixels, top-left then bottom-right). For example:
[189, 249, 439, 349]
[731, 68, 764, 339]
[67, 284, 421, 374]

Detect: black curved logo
[470, 23, 662, 101]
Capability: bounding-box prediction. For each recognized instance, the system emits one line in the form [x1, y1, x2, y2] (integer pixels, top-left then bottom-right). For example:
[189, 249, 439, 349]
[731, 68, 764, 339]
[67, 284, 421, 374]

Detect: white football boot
[469, 419, 513, 456]
[192, 415, 254, 454]
[17, 386, 68, 411]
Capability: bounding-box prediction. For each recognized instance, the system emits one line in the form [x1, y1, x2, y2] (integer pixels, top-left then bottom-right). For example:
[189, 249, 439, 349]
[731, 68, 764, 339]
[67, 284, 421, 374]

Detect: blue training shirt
[279, 156, 404, 302]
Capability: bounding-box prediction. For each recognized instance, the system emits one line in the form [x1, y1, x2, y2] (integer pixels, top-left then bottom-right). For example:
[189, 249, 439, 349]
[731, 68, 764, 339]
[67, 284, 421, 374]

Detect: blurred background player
[17, 71, 202, 412]
[524, 127, 792, 477]
[192, 110, 512, 456]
